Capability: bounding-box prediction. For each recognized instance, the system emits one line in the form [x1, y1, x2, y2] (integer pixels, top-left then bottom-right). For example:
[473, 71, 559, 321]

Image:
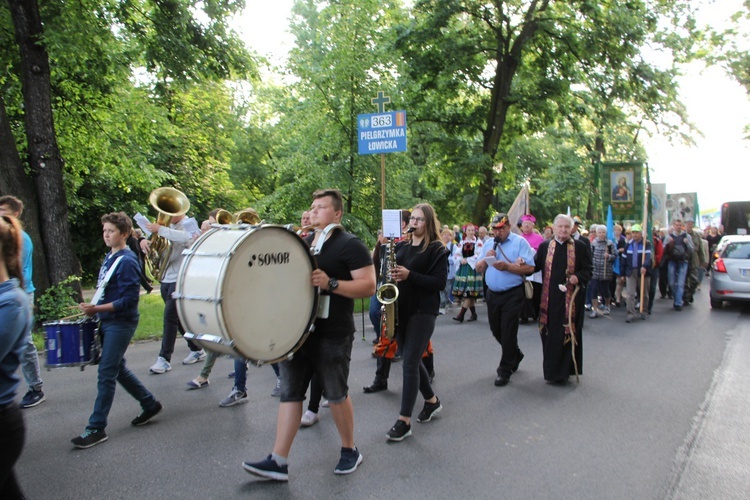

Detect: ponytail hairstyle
[0, 215, 25, 289]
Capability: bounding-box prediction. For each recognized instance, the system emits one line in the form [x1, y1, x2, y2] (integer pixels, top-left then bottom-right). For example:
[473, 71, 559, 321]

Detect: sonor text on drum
[248, 252, 291, 267]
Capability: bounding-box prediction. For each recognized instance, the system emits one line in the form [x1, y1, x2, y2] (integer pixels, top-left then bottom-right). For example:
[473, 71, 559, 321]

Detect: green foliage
[35, 276, 82, 324]
[134, 292, 165, 342]
[1, 0, 718, 279]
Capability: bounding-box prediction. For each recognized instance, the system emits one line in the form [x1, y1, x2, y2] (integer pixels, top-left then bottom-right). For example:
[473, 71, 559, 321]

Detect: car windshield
[723, 242, 750, 259]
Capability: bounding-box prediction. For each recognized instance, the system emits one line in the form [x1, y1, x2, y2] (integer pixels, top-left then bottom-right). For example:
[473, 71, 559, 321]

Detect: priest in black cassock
[534, 214, 593, 384]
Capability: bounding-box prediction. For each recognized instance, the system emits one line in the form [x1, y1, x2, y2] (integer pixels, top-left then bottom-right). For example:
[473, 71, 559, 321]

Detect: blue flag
[608, 205, 621, 275]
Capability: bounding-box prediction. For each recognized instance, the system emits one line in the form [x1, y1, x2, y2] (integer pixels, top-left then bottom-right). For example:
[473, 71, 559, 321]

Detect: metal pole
[380, 153, 386, 210]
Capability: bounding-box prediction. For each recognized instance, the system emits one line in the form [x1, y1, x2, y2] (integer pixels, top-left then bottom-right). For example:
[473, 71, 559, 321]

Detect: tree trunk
[0, 94, 50, 294]
[8, 0, 82, 295]
[472, 0, 551, 225]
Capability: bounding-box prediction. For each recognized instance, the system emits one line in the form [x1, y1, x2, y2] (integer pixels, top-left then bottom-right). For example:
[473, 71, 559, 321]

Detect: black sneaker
[416, 399, 442, 423]
[20, 389, 45, 408]
[243, 455, 289, 481]
[334, 447, 363, 475]
[512, 350, 525, 373]
[386, 420, 412, 442]
[71, 429, 108, 449]
[131, 401, 163, 426]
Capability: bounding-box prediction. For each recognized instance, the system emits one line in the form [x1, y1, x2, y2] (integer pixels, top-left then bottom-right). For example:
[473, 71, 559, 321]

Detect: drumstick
[60, 312, 85, 321]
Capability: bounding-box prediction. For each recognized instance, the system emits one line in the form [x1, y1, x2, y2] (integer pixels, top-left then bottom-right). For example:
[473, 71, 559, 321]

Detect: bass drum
[175, 225, 317, 364]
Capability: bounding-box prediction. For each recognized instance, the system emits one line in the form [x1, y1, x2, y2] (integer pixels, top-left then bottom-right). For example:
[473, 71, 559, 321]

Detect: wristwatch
[328, 277, 339, 292]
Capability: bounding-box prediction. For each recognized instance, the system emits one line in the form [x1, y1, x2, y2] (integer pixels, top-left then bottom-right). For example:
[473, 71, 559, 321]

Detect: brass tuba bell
[234, 208, 261, 225]
[211, 208, 261, 225]
[215, 209, 234, 225]
[146, 187, 190, 282]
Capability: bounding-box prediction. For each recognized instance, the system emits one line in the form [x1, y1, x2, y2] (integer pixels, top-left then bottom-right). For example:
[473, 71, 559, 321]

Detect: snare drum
[44, 319, 99, 369]
[176, 225, 317, 363]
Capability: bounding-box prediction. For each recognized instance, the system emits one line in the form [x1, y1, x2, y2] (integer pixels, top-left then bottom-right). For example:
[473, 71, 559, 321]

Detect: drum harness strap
[90, 256, 124, 306]
[311, 224, 344, 256]
[310, 224, 344, 322]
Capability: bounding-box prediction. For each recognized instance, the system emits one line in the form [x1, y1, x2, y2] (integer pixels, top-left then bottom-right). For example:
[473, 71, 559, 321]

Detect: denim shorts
[279, 333, 353, 404]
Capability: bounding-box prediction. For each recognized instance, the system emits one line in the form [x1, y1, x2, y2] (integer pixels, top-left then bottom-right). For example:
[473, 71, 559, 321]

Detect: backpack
[670, 233, 688, 262]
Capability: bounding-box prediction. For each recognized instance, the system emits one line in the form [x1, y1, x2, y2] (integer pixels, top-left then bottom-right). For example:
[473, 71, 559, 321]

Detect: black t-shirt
[308, 229, 372, 337]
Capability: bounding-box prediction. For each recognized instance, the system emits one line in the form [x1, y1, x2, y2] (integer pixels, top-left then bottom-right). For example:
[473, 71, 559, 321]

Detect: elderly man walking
[534, 215, 592, 384]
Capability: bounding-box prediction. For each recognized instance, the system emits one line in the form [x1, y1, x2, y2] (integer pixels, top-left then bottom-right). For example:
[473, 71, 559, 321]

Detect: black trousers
[0, 402, 25, 499]
[158, 281, 200, 361]
[486, 285, 525, 377]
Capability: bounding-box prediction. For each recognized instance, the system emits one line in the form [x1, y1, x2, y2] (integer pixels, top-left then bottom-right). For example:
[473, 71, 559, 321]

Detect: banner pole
[639, 183, 649, 314]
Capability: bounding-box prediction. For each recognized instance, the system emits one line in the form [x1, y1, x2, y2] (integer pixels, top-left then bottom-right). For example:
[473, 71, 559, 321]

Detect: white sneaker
[589, 311, 598, 319]
[438, 308, 446, 315]
[321, 399, 330, 408]
[150, 356, 172, 374]
[300, 410, 319, 427]
[182, 350, 206, 365]
[602, 307, 611, 315]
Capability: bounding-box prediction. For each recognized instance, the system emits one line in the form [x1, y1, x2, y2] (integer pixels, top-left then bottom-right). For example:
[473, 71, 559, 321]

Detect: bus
[721, 201, 750, 235]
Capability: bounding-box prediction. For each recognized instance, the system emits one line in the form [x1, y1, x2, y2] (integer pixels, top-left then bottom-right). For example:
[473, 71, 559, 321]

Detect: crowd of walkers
[1, 186, 725, 493]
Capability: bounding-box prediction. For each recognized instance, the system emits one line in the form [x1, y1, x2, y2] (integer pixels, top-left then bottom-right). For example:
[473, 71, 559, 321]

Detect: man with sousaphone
[139, 188, 206, 374]
[243, 188, 376, 481]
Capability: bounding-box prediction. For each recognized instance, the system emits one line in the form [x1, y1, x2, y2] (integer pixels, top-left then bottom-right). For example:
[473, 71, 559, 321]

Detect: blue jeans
[667, 260, 689, 307]
[368, 293, 381, 339]
[21, 293, 42, 391]
[440, 279, 454, 308]
[233, 358, 248, 393]
[87, 319, 157, 430]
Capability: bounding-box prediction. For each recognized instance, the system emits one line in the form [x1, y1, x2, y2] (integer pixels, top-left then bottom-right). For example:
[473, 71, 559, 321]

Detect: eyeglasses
[409, 216, 425, 222]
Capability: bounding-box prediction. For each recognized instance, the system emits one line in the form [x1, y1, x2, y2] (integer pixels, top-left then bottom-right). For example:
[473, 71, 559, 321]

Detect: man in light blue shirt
[476, 213, 536, 387]
[0, 195, 45, 408]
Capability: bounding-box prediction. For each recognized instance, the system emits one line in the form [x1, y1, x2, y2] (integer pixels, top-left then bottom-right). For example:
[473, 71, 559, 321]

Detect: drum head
[221, 226, 316, 361]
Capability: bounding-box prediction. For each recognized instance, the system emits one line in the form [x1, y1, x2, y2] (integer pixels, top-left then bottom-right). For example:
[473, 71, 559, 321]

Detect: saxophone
[376, 237, 399, 339]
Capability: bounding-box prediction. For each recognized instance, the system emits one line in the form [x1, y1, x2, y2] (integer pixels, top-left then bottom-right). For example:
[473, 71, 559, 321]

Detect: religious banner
[506, 182, 530, 235]
[600, 162, 645, 221]
[666, 192, 698, 223]
[651, 183, 668, 229]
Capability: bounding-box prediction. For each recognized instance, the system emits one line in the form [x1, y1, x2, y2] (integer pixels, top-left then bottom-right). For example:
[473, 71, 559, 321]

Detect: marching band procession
[0, 186, 724, 496]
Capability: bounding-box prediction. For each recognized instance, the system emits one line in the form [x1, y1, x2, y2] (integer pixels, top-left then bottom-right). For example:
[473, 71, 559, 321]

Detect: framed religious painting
[600, 162, 644, 220]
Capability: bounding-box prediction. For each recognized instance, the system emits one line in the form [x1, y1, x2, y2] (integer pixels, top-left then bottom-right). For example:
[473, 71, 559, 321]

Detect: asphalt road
[14, 290, 750, 499]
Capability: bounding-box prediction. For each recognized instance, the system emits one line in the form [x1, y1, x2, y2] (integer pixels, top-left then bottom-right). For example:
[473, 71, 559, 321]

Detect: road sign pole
[371, 91, 391, 210]
[381, 153, 386, 210]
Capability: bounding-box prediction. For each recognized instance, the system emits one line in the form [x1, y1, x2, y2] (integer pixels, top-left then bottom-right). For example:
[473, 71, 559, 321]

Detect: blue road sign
[357, 110, 407, 155]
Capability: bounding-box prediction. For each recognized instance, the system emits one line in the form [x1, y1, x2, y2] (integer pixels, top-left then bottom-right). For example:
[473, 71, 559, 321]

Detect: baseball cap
[572, 216, 583, 225]
[520, 214, 536, 223]
[631, 224, 642, 232]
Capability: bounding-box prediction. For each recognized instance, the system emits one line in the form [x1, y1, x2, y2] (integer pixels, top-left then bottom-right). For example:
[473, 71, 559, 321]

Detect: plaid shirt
[591, 238, 615, 280]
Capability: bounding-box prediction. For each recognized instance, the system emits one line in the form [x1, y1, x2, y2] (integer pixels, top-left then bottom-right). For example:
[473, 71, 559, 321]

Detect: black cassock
[535, 239, 592, 382]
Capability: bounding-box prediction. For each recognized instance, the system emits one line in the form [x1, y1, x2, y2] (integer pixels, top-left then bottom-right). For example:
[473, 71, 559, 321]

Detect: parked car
[710, 235, 750, 309]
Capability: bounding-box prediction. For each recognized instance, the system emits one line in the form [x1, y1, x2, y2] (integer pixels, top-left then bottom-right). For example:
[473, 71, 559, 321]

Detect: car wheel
[710, 298, 722, 309]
